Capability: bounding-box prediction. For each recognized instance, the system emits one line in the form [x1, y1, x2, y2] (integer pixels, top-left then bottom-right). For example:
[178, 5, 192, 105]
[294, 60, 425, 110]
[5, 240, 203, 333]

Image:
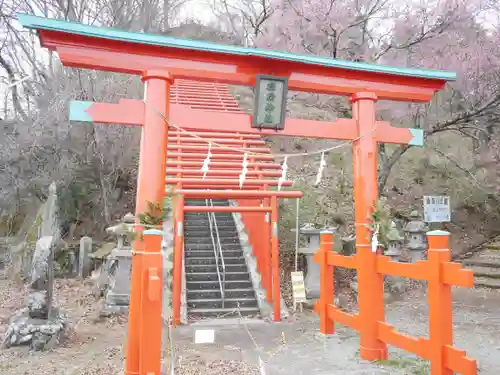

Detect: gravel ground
[0, 277, 498, 374]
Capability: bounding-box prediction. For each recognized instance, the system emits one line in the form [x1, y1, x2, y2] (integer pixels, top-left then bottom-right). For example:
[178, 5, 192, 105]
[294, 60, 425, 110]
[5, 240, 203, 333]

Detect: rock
[31, 332, 51, 351]
[2, 306, 68, 350]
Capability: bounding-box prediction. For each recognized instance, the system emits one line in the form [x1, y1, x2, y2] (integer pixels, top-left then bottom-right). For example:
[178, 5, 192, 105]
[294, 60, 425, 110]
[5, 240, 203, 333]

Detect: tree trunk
[378, 145, 409, 196]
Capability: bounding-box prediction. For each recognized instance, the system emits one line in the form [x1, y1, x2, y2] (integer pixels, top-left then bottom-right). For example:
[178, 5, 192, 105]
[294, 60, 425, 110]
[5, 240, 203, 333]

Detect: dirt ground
[0, 277, 499, 375]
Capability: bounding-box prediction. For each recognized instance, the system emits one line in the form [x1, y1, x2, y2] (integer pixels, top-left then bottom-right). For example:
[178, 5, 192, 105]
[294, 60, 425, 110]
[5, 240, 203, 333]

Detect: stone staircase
[184, 199, 260, 319]
[463, 242, 500, 289]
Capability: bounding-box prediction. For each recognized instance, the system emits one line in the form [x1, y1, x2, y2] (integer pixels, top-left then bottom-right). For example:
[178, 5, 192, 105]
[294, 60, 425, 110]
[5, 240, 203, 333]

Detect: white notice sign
[194, 329, 215, 344]
[423, 196, 451, 223]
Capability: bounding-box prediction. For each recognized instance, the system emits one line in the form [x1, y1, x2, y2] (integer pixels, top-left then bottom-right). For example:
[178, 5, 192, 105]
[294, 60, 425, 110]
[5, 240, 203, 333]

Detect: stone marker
[79, 236, 92, 278]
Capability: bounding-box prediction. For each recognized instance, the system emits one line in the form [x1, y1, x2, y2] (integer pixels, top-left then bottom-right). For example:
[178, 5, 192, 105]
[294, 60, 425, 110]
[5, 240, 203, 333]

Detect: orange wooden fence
[315, 230, 477, 375]
[235, 198, 279, 319]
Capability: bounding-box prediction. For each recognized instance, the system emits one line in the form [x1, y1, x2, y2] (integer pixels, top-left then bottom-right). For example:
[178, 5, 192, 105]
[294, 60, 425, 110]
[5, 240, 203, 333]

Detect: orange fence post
[263, 200, 272, 302]
[172, 194, 184, 326]
[126, 70, 172, 375]
[138, 229, 164, 375]
[318, 230, 334, 334]
[270, 195, 280, 321]
[351, 92, 387, 361]
[427, 230, 458, 375]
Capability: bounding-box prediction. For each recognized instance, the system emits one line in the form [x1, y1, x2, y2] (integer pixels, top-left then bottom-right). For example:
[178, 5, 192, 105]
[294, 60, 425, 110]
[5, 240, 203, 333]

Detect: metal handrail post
[210, 199, 226, 308]
[205, 199, 224, 307]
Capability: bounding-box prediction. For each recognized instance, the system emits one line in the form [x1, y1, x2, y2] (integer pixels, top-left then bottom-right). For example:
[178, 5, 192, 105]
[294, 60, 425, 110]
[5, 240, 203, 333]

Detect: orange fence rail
[235, 199, 275, 312]
[315, 230, 477, 375]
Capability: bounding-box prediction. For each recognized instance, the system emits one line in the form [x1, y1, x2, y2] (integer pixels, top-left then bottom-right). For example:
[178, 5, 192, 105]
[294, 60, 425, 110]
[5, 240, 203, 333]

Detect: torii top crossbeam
[18, 14, 455, 102]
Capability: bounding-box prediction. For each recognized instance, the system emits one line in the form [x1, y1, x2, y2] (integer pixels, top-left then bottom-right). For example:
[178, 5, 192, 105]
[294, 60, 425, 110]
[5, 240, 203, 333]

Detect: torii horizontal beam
[165, 178, 293, 187]
[69, 99, 423, 146]
[176, 189, 303, 198]
[167, 152, 275, 161]
[170, 131, 261, 139]
[170, 138, 266, 146]
[19, 14, 455, 102]
[166, 169, 283, 177]
[166, 161, 282, 169]
[166, 145, 271, 154]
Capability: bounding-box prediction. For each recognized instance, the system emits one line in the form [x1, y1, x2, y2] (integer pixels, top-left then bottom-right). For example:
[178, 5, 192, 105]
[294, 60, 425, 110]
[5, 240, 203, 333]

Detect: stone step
[471, 266, 500, 279]
[185, 221, 236, 227]
[185, 200, 229, 206]
[186, 264, 247, 273]
[185, 223, 237, 231]
[184, 232, 240, 239]
[486, 243, 500, 250]
[185, 213, 234, 219]
[187, 288, 255, 300]
[185, 243, 241, 251]
[188, 307, 259, 318]
[184, 250, 243, 258]
[185, 228, 239, 236]
[184, 217, 235, 223]
[187, 297, 258, 310]
[186, 272, 250, 282]
[185, 257, 246, 266]
[185, 237, 240, 244]
[475, 277, 500, 289]
[187, 280, 253, 290]
[464, 257, 500, 268]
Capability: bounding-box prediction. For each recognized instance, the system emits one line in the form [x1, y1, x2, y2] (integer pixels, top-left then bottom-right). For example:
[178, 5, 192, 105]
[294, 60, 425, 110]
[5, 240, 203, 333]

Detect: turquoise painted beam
[69, 101, 93, 122]
[408, 128, 424, 147]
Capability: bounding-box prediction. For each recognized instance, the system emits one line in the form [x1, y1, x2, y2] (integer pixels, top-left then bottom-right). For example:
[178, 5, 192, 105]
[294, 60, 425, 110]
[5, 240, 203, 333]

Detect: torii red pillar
[351, 93, 386, 360]
[127, 69, 173, 375]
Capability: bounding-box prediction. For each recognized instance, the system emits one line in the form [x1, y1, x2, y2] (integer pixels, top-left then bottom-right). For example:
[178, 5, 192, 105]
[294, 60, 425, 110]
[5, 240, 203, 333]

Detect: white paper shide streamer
[314, 152, 327, 186]
[371, 224, 380, 253]
[201, 142, 212, 179]
[239, 153, 249, 189]
[278, 156, 288, 191]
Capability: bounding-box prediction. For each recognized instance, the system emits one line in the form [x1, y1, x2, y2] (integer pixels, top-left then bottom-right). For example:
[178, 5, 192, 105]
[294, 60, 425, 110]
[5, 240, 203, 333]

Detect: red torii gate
[18, 13, 460, 375]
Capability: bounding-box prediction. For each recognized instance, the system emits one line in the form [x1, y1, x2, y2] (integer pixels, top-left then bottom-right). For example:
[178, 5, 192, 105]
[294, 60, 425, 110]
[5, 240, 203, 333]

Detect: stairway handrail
[210, 199, 226, 309]
[205, 198, 226, 308]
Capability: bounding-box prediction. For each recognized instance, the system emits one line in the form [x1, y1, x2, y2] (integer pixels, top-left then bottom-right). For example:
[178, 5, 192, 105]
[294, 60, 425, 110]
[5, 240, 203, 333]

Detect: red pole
[139, 229, 163, 375]
[319, 231, 334, 334]
[351, 92, 387, 361]
[427, 230, 453, 375]
[126, 70, 172, 375]
[172, 195, 184, 326]
[270, 195, 280, 321]
[263, 200, 272, 302]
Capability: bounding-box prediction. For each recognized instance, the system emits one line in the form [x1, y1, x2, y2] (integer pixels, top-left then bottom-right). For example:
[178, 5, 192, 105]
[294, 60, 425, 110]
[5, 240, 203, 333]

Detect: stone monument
[2, 183, 67, 350]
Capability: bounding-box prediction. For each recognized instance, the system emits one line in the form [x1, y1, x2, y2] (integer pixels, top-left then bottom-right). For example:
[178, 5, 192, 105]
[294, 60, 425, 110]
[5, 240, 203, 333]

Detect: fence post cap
[144, 229, 164, 236]
[426, 230, 450, 236]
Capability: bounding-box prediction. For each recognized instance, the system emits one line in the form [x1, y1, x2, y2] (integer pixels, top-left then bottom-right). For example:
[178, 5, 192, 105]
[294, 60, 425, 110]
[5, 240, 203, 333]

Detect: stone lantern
[385, 221, 404, 261]
[403, 211, 428, 263]
[295, 223, 333, 300]
[99, 213, 135, 316]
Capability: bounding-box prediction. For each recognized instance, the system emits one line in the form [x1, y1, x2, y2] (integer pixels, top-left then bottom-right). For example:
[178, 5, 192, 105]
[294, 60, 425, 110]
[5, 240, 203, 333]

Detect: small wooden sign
[291, 271, 306, 312]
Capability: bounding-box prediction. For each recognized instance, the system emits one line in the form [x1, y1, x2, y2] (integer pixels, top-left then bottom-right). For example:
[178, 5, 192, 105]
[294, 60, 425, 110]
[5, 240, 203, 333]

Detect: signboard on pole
[290, 271, 306, 311]
[423, 196, 451, 223]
